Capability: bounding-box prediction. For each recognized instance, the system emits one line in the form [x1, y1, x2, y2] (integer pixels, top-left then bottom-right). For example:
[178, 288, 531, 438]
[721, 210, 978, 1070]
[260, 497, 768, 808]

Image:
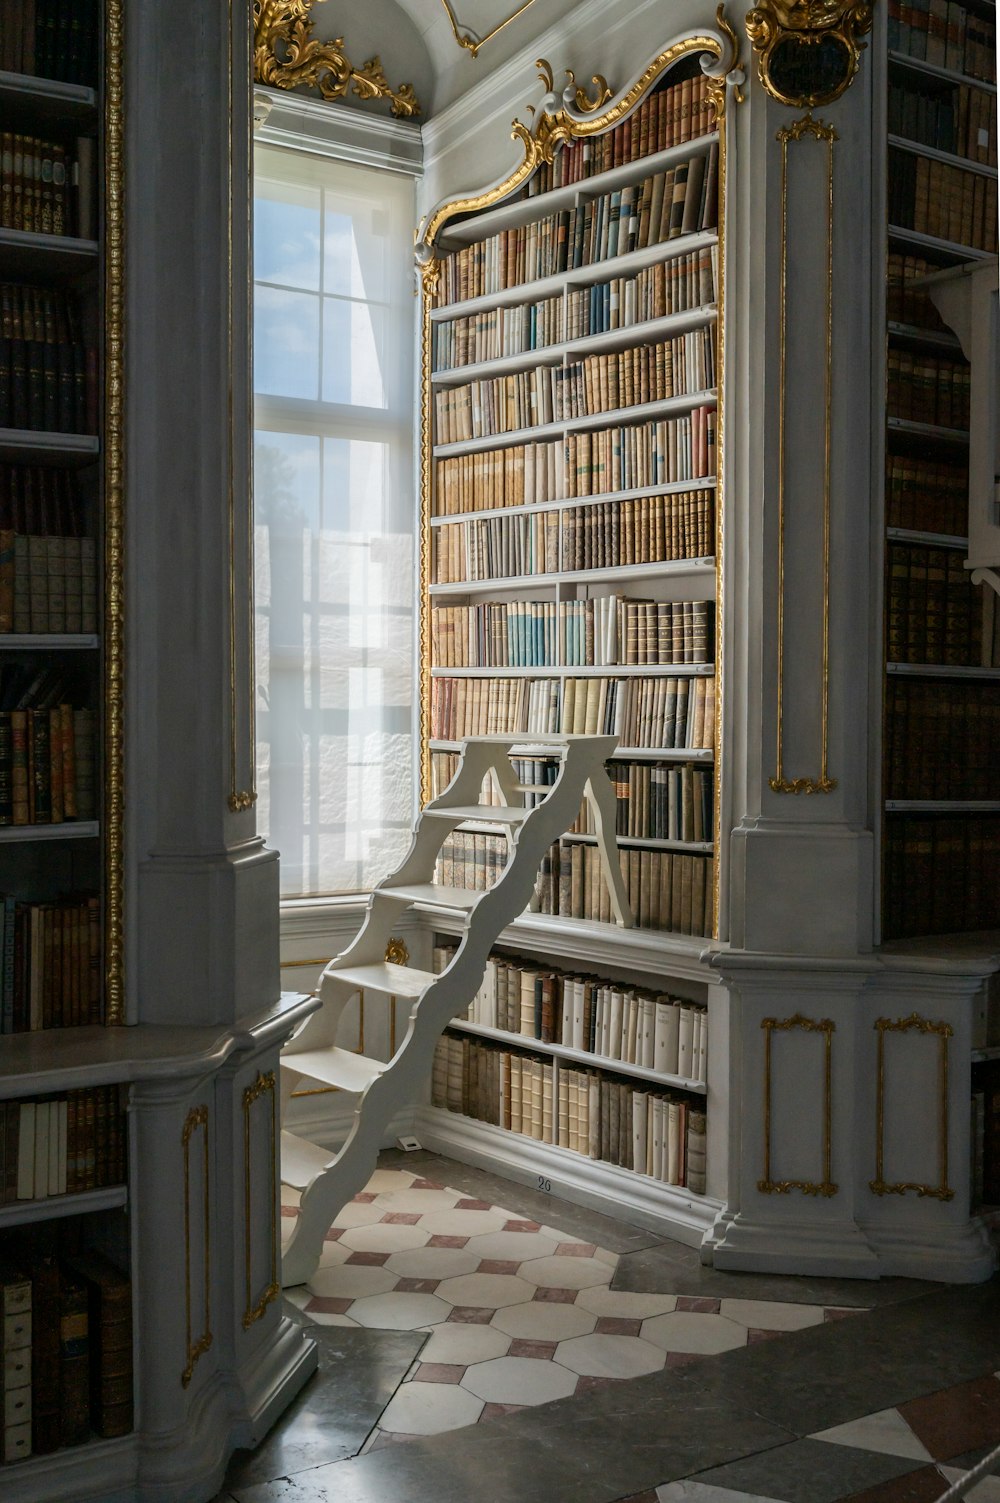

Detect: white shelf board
[430, 230, 719, 323]
[885, 527, 968, 549]
[429, 739, 714, 763]
[888, 50, 998, 94]
[430, 663, 715, 678]
[0, 1183, 126, 1229]
[0, 633, 100, 649]
[886, 661, 1000, 679]
[887, 320, 962, 351]
[0, 227, 100, 280]
[888, 133, 998, 179]
[885, 800, 1000, 813]
[887, 224, 993, 261]
[887, 416, 970, 444]
[563, 832, 714, 853]
[973, 1045, 1000, 1062]
[0, 428, 100, 464]
[439, 133, 720, 248]
[428, 556, 716, 596]
[430, 476, 716, 527]
[432, 305, 717, 387]
[434, 389, 717, 458]
[0, 820, 99, 842]
[445, 1017, 708, 1094]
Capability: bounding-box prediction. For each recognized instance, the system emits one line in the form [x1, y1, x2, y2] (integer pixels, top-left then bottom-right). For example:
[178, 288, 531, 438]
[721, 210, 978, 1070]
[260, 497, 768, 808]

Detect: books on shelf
[429, 672, 715, 746]
[431, 596, 712, 669]
[435, 144, 719, 306]
[432, 247, 718, 371]
[888, 146, 998, 247]
[886, 347, 970, 429]
[573, 759, 713, 842]
[0, 893, 102, 1031]
[0, 465, 97, 633]
[0, 283, 98, 434]
[0, 684, 96, 824]
[889, 78, 998, 165]
[0, 0, 99, 85]
[886, 454, 968, 536]
[885, 678, 999, 799]
[0, 1087, 125, 1201]
[434, 942, 709, 1082]
[883, 813, 1000, 938]
[887, 0, 997, 83]
[0, 1261, 31, 1462]
[886, 540, 987, 665]
[0, 133, 96, 240]
[431, 1031, 707, 1191]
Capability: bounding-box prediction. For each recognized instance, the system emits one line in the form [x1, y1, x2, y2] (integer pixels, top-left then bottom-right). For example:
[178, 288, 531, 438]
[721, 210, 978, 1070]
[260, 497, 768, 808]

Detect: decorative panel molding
[181, 1105, 212, 1386]
[870, 1014, 954, 1201]
[758, 1013, 837, 1196]
[243, 1071, 280, 1328]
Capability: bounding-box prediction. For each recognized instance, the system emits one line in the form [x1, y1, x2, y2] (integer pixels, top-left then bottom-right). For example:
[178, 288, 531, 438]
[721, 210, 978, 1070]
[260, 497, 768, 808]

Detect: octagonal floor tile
[418, 1321, 511, 1366]
[306, 1310, 360, 1328]
[518, 1255, 613, 1290]
[418, 1209, 508, 1237]
[462, 1230, 558, 1263]
[436, 1272, 535, 1309]
[362, 1169, 416, 1193]
[349, 1291, 452, 1330]
[308, 1263, 397, 1299]
[386, 1246, 480, 1280]
[576, 1287, 678, 1319]
[280, 1187, 302, 1207]
[461, 1355, 578, 1405]
[718, 1298, 825, 1331]
[492, 1300, 596, 1341]
[330, 1201, 385, 1229]
[376, 1188, 463, 1214]
[340, 1222, 431, 1254]
[315, 1240, 351, 1269]
[553, 1332, 665, 1378]
[640, 1311, 748, 1355]
[377, 1380, 484, 1436]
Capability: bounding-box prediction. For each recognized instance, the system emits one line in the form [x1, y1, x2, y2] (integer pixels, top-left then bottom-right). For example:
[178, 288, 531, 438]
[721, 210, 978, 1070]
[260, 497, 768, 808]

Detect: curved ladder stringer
[280, 734, 633, 1288]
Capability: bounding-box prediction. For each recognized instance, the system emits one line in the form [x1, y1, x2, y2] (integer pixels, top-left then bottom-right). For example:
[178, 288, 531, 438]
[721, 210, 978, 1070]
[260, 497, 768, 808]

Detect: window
[253, 145, 416, 897]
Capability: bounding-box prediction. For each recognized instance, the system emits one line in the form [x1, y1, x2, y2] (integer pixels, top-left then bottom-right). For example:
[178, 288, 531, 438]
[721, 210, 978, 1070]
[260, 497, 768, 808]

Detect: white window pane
[254, 286, 320, 399]
[322, 297, 388, 408]
[254, 179, 321, 290]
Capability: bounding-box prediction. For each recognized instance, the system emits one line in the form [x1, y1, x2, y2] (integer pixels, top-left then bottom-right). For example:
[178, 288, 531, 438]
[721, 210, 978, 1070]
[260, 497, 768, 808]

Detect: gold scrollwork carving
[243, 1071, 281, 1329]
[758, 1013, 838, 1196]
[182, 1107, 212, 1387]
[745, 0, 873, 107]
[253, 0, 420, 116]
[870, 1014, 954, 1201]
[769, 113, 838, 798]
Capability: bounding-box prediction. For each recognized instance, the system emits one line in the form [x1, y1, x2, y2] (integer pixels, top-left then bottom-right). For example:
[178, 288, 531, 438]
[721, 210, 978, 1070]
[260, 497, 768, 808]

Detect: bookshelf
[406, 33, 742, 1242]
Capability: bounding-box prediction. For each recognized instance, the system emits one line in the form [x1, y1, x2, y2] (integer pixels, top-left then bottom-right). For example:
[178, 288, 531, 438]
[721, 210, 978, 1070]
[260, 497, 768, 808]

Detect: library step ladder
[279, 732, 633, 1287]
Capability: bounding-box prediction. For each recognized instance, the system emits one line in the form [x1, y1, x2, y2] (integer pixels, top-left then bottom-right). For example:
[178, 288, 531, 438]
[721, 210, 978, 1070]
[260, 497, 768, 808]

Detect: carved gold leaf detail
[253, 0, 420, 116]
[745, 0, 873, 106]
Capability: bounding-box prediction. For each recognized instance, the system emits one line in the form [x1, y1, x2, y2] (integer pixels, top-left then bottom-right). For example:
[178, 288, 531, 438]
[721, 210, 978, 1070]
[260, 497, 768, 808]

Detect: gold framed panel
[769, 114, 838, 797]
[870, 1013, 954, 1201]
[758, 1012, 838, 1196]
[243, 1071, 281, 1328]
[181, 1106, 213, 1387]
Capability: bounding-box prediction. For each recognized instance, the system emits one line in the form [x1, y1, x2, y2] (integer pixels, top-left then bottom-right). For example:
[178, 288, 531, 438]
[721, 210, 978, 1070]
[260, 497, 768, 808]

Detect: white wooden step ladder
[279, 733, 633, 1287]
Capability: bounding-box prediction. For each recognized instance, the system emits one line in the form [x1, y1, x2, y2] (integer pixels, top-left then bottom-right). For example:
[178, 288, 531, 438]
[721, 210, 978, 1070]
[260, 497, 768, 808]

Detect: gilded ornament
[758, 1014, 838, 1197]
[745, 0, 873, 107]
[869, 1014, 954, 1201]
[253, 0, 420, 116]
[438, 0, 538, 59]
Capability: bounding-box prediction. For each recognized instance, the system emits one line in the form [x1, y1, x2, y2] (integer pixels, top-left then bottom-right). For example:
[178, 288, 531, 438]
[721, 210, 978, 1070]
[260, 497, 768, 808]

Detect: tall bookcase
[410, 28, 742, 1242]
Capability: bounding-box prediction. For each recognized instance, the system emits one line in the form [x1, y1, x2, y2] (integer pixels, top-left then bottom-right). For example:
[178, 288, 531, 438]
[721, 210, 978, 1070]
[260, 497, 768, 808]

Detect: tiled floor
[280, 1165, 850, 1448]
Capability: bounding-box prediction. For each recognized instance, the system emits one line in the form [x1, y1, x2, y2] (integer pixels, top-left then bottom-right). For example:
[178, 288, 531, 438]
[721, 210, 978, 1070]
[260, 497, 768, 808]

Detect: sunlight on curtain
[253, 146, 415, 897]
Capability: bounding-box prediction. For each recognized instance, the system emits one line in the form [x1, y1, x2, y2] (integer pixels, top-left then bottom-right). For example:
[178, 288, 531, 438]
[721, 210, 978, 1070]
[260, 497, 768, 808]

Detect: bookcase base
[859, 1217, 997, 1284]
[413, 1105, 722, 1248]
[707, 1211, 882, 1279]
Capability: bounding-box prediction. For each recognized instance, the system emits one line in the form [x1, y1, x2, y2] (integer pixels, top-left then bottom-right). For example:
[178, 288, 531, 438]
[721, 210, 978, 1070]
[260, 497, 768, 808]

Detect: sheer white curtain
[253, 144, 416, 896]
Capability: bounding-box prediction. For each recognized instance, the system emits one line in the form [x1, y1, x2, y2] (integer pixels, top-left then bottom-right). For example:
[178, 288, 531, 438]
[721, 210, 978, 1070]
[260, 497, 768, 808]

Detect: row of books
[0, 1087, 125, 1202]
[887, 252, 952, 331]
[1, 284, 97, 435]
[433, 332, 716, 444]
[886, 455, 967, 536]
[430, 597, 713, 669]
[574, 760, 714, 844]
[0, 1241, 132, 1464]
[886, 541, 984, 665]
[430, 673, 716, 748]
[888, 149, 998, 251]
[971, 1060, 999, 1207]
[883, 814, 1000, 938]
[888, 80, 997, 166]
[0, 894, 101, 1032]
[433, 418, 717, 516]
[887, 349, 970, 430]
[887, 0, 996, 82]
[435, 149, 719, 307]
[431, 248, 718, 371]
[0, 464, 86, 530]
[884, 678, 999, 800]
[0, 133, 96, 240]
[434, 942, 709, 1082]
[0, 703, 96, 824]
[526, 74, 715, 195]
[432, 1033, 707, 1191]
[0, 0, 98, 85]
[0, 532, 98, 634]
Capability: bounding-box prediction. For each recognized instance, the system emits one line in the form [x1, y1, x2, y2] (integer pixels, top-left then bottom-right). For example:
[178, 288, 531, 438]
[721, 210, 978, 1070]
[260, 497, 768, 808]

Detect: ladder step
[280, 1128, 336, 1190]
[424, 804, 528, 823]
[281, 1046, 384, 1093]
[323, 961, 438, 999]
[380, 882, 483, 912]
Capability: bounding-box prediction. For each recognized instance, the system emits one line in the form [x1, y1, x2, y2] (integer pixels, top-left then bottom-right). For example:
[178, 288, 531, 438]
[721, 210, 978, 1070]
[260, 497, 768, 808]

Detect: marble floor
[213, 1150, 1000, 1503]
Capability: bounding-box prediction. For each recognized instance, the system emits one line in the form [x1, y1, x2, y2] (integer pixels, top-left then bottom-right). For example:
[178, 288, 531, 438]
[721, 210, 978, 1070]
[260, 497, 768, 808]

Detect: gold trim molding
[253, 0, 420, 116]
[745, 0, 873, 107]
[870, 1014, 954, 1201]
[243, 1072, 281, 1328]
[438, 0, 537, 59]
[758, 1013, 838, 1196]
[182, 1106, 213, 1387]
[769, 113, 838, 797]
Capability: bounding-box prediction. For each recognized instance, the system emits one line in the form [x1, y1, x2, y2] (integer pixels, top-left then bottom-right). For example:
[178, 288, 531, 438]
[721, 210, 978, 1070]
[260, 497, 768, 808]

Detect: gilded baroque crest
[253, 0, 420, 117]
[745, 0, 873, 107]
